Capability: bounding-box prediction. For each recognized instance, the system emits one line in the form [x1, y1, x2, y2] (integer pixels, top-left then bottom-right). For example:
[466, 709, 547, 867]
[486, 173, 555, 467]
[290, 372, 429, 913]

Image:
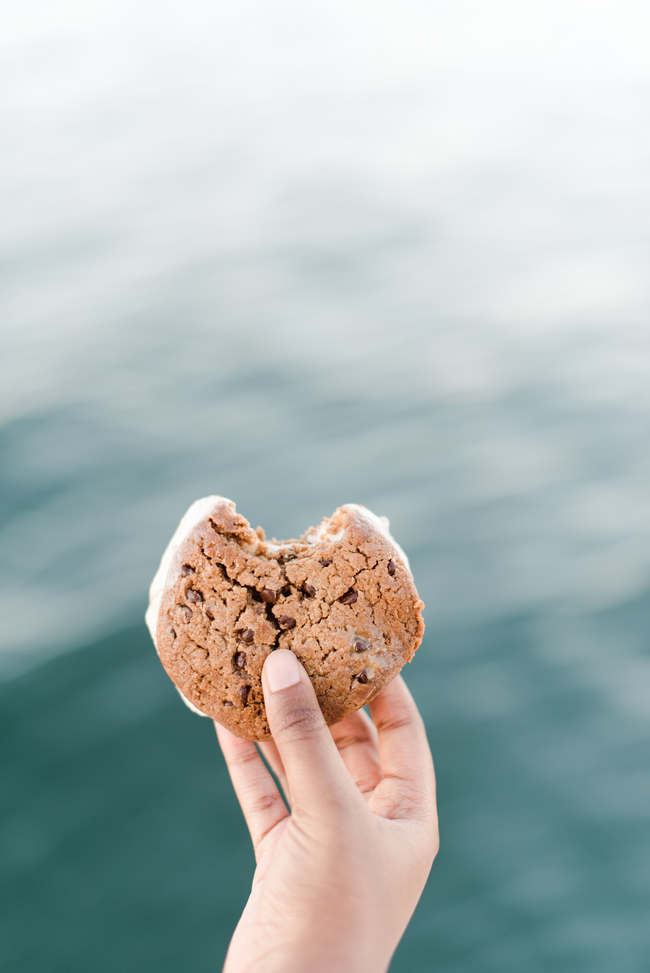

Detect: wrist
[225, 931, 392, 973]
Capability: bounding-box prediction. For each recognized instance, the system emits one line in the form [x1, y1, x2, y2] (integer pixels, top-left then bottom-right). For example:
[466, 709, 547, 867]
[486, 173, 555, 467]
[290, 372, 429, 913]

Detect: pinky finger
[215, 723, 289, 858]
[258, 738, 292, 806]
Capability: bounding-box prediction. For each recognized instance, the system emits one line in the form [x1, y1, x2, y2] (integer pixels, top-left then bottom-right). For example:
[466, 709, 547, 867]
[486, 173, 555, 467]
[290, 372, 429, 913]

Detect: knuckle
[384, 793, 418, 819]
[356, 775, 380, 795]
[273, 704, 324, 741]
[335, 729, 373, 751]
[375, 712, 416, 735]
[231, 747, 261, 768]
[249, 790, 281, 816]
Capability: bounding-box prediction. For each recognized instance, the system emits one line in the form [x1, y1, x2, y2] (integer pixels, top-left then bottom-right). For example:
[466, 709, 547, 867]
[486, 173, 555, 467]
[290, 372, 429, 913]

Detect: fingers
[367, 675, 436, 810]
[330, 709, 383, 797]
[262, 650, 360, 820]
[257, 738, 292, 805]
[262, 708, 382, 804]
[215, 722, 289, 858]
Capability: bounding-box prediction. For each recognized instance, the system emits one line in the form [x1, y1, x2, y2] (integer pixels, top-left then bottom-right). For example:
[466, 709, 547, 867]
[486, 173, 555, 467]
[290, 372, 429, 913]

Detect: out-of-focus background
[2, 0, 650, 969]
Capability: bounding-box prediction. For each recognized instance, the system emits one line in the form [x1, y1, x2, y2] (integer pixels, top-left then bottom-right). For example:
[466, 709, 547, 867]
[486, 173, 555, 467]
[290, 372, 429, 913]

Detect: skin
[215, 649, 439, 973]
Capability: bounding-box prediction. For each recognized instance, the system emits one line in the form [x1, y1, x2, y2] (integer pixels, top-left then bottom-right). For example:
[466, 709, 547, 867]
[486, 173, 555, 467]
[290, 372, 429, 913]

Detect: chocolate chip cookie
[146, 497, 424, 741]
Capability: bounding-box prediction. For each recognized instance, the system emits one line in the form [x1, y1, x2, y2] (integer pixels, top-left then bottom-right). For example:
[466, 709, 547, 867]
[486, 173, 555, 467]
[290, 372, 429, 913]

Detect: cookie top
[146, 497, 424, 740]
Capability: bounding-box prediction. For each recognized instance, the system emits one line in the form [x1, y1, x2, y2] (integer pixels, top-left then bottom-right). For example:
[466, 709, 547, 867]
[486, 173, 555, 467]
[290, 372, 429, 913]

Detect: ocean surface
[2, 1, 650, 970]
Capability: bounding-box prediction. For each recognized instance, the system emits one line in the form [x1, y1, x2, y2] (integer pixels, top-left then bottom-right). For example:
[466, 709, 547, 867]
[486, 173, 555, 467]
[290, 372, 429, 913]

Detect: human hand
[215, 649, 438, 973]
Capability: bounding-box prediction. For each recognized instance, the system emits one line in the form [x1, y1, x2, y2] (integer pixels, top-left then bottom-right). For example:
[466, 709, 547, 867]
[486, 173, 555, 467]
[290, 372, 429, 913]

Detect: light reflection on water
[1, 1, 650, 970]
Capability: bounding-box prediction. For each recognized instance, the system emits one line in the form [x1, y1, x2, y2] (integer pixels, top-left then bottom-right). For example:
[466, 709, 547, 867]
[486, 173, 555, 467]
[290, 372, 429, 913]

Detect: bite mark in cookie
[146, 497, 424, 740]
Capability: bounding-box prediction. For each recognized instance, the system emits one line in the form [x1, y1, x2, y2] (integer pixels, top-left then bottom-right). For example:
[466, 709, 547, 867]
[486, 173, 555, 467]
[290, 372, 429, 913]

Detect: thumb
[262, 649, 357, 819]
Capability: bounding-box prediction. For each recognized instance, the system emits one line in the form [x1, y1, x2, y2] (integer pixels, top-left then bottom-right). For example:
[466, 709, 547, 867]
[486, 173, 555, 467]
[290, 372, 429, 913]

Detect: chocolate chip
[302, 582, 316, 597]
[240, 685, 251, 706]
[234, 651, 247, 668]
[186, 589, 203, 604]
[224, 700, 234, 707]
[387, 559, 396, 576]
[205, 607, 214, 620]
[240, 629, 254, 643]
[339, 588, 358, 605]
[169, 628, 176, 640]
[180, 606, 192, 621]
[354, 640, 367, 653]
[181, 564, 195, 576]
[261, 588, 276, 604]
[278, 615, 296, 629]
[319, 558, 332, 567]
[357, 670, 369, 684]
[263, 725, 271, 735]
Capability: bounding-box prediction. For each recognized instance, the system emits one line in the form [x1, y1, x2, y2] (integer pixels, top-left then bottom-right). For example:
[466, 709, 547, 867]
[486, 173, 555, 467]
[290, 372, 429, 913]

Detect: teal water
[3, 347, 650, 973]
[2, 599, 650, 972]
[2, 1, 650, 968]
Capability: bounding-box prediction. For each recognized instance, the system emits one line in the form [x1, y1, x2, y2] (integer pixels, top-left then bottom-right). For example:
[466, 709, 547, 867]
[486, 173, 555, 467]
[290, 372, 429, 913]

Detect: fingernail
[265, 649, 302, 693]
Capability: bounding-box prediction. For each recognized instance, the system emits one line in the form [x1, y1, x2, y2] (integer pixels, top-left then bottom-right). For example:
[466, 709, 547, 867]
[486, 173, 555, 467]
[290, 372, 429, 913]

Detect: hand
[215, 650, 439, 973]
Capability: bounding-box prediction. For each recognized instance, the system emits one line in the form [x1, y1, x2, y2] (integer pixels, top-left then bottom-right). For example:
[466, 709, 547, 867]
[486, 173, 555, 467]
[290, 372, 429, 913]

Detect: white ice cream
[146, 495, 236, 717]
[145, 495, 234, 645]
[307, 503, 412, 574]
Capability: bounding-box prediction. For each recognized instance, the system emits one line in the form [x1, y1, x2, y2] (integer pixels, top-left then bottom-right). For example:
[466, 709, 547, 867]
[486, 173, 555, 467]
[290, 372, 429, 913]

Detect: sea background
[2, 1, 650, 970]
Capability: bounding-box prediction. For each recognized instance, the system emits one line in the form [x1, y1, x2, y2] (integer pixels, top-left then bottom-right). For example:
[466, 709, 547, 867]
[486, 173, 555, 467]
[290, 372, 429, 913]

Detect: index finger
[367, 675, 435, 796]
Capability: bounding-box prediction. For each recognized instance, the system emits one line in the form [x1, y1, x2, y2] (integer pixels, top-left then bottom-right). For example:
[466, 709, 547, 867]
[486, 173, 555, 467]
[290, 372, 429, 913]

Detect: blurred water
[2, 1, 650, 970]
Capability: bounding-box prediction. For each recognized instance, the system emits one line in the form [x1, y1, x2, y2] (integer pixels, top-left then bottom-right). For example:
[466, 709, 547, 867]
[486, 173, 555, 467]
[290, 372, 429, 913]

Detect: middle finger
[330, 709, 383, 797]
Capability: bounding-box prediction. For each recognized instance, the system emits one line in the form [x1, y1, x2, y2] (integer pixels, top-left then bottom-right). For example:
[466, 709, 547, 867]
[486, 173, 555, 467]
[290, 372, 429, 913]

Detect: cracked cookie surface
[146, 497, 425, 741]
